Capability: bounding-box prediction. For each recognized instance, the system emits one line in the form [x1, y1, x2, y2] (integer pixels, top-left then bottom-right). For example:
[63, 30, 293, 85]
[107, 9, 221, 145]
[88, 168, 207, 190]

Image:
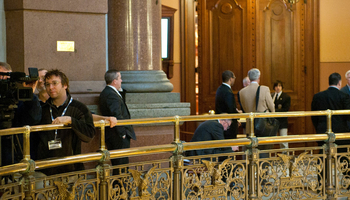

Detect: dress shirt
[273, 91, 282, 102]
[107, 85, 123, 98]
[329, 86, 339, 90]
[222, 82, 231, 89]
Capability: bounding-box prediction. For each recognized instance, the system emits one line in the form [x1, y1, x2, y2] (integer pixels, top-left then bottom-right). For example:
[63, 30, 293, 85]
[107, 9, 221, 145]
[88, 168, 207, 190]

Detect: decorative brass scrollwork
[202, 158, 232, 186]
[129, 166, 156, 198]
[54, 177, 83, 200]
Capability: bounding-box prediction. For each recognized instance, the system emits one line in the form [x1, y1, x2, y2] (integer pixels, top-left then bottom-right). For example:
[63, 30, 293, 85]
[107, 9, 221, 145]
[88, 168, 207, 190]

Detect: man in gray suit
[238, 68, 275, 156]
[340, 70, 350, 97]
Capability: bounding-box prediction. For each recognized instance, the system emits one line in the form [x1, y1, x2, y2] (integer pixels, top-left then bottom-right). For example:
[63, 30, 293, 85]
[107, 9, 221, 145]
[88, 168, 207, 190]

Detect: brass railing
[0, 110, 350, 199]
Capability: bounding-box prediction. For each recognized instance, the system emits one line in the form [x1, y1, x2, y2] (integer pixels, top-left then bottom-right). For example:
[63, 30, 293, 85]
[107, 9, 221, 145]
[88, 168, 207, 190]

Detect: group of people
[2, 60, 350, 172]
[0, 62, 135, 176]
[190, 68, 350, 158]
[188, 68, 291, 157]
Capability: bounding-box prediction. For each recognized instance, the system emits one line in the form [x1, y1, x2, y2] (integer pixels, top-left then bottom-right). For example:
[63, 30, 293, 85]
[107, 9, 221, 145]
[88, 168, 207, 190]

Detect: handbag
[254, 86, 280, 137]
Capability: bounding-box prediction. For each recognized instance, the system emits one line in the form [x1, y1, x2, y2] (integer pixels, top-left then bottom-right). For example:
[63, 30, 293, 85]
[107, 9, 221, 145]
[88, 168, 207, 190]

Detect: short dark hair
[222, 70, 234, 82]
[105, 70, 120, 84]
[45, 69, 70, 93]
[273, 80, 284, 89]
[329, 72, 341, 86]
[0, 62, 12, 71]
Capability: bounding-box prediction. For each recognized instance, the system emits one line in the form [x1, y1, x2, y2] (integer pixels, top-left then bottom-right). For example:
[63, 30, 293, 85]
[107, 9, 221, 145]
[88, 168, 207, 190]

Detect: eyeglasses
[45, 81, 61, 87]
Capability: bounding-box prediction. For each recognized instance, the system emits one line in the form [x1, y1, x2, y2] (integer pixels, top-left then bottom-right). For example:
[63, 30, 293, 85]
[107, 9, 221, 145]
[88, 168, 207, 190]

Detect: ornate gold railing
[0, 110, 350, 199]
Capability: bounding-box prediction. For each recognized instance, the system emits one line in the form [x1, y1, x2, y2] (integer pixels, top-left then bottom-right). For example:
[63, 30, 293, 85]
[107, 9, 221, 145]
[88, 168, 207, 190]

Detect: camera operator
[35, 69, 50, 103]
[0, 62, 42, 166]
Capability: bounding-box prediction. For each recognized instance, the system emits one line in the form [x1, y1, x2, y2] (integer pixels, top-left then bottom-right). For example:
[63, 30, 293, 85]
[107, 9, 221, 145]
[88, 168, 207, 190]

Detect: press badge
[48, 138, 62, 150]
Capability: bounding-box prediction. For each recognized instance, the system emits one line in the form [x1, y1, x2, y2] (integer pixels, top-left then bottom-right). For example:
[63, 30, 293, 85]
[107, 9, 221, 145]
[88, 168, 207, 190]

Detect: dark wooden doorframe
[180, 0, 197, 135]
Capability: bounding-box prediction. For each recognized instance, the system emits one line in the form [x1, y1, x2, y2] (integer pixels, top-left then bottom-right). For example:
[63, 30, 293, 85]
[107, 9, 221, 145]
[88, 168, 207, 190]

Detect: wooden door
[196, 0, 319, 137]
[197, 0, 248, 114]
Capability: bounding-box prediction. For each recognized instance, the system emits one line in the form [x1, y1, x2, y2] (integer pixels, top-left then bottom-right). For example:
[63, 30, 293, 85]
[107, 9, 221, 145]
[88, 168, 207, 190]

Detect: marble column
[108, 0, 161, 71]
[107, 0, 190, 164]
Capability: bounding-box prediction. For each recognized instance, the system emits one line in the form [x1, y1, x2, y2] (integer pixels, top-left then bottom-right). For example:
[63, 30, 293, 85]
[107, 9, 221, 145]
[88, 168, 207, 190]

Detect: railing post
[172, 115, 183, 200]
[99, 120, 106, 151]
[97, 120, 110, 200]
[325, 110, 336, 199]
[21, 126, 36, 200]
[247, 114, 259, 199]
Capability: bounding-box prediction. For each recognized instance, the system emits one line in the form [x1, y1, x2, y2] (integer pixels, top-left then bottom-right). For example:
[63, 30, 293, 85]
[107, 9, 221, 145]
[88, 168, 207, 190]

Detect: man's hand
[52, 116, 72, 125]
[231, 146, 239, 151]
[236, 108, 243, 113]
[92, 114, 118, 128]
[23, 81, 38, 93]
[106, 117, 117, 128]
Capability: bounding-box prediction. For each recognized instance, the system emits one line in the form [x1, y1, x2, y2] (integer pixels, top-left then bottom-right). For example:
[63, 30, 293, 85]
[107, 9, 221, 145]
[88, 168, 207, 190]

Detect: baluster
[172, 115, 183, 200]
[247, 115, 259, 199]
[97, 120, 110, 200]
[22, 126, 35, 200]
[325, 110, 336, 198]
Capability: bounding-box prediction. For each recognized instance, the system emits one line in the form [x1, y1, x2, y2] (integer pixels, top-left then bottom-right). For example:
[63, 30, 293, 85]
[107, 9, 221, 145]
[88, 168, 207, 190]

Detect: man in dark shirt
[36, 69, 95, 175]
[186, 119, 233, 157]
[99, 70, 136, 173]
[312, 72, 350, 152]
[215, 70, 240, 142]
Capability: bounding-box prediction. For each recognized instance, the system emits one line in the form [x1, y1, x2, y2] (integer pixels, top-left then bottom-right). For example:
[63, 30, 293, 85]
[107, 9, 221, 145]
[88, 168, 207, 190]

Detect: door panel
[256, 0, 304, 136]
[197, 0, 319, 137]
[198, 0, 247, 114]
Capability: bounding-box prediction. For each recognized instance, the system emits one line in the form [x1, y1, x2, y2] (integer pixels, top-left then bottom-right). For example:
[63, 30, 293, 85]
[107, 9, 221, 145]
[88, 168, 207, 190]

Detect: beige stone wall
[4, 0, 107, 80]
[320, 1, 350, 91]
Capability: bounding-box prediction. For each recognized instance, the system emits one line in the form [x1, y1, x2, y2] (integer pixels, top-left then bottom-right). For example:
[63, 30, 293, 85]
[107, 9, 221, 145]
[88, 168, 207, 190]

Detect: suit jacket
[271, 92, 291, 128]
[238, 83, 275, 113]
[340, 85, 350, 97]
[99, 86, 136, 140]
[215, 84, 238, 139]
[187, 120, 233, 156]
[311, 87, 350, 145]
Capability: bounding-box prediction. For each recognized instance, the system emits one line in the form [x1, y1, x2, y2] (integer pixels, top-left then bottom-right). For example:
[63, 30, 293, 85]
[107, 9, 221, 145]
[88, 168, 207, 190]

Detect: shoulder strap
[237, 91, 245, 113]
[255, 86, 261, 111]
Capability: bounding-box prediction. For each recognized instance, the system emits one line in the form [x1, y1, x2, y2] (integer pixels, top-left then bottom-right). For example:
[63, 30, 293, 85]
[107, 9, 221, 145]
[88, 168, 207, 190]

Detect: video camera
[0, 68, 39, 129]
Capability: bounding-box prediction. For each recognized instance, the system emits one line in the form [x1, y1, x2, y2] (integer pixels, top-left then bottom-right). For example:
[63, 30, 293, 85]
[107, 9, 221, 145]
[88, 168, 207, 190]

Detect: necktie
[274, 94, 278, 103]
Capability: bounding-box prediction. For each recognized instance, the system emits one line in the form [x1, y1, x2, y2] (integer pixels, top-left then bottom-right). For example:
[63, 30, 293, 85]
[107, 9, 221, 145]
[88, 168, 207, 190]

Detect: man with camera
[0, 62, 42, 166]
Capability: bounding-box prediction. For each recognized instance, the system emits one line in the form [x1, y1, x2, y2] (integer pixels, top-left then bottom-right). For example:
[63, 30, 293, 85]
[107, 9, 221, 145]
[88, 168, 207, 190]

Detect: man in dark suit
[186, 119, 233, 157]
[215, 70, 239, 143]
[271, 80, 291, 149]
[312, 72, 350, 152]
[340, 70, 350, 97]
[99, 70, 136, 172]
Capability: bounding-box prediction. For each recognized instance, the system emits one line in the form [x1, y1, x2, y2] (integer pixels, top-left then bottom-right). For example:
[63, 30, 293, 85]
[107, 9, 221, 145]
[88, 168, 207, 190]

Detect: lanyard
[50, 97, 73, 139]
